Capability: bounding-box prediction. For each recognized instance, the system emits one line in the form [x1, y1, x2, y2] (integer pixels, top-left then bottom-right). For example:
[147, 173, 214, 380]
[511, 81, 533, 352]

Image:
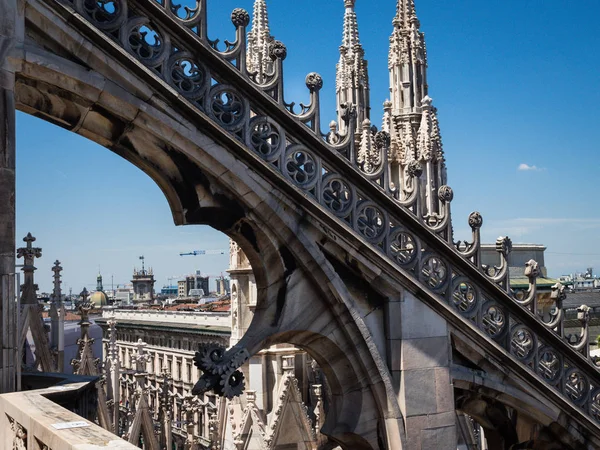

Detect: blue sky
[16, 0, 600, 293]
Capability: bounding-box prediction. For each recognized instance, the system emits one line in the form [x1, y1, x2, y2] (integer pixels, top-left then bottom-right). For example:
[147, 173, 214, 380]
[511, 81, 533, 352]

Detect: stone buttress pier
[387, 291, 456, 448]
[0, 0, 21, 394]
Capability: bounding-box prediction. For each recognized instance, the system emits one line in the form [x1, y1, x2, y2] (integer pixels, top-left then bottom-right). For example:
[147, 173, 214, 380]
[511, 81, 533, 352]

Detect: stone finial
[438, 185, 454, 203]
[416, 96, 443, 164]
[394, 0, 419, 27]
[51, 260, 63, 301]
[17, 233, 42, 258]
[305, 73, 323, 92]
[577, 305, 591, 326]
[468, 212, 483, 230]
[524, 259, 540, 279]
[52, 260, 62, 274]
[495, 236, 513, 257]
[246, 390, 257, 404]
[282, 355, 295, 374]
[17, 233, 42, 268]
[17, 233, 43, 307]
[80, 287, 90, 304]
[341, 0, 359, 50]
[551, 282, 567, 304]
[269, 40, 287, 61]
[231, 8, 250, 28]
[357, 119, 383, 175]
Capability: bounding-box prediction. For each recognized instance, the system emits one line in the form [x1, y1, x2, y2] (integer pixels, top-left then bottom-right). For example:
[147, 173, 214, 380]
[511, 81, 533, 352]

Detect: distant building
[160, 285, 178, 298]
[481, 243, 557, 289]
[177, 279, 186, 298]
[132, 257, 155, 303]
[215, 275, 230, 296]
[559, 268, 600, 291]
[177, 272, 210, 298]
[95, 239, 327, 449]
[114, 286, 134, 305]
[90, 273, 109, 308]
[188, 288, 205, 298]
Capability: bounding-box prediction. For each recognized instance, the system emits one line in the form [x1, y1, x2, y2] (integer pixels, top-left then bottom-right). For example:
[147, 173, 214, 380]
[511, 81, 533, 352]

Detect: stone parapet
[0, 382, 137, 449]
[103, 308, 230, 328]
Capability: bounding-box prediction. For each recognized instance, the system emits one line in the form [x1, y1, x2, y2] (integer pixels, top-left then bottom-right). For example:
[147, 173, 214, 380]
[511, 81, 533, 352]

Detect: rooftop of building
[41, 311, 82, 321]
[480, 244, 547, 251]
[563, 290, 600, 310]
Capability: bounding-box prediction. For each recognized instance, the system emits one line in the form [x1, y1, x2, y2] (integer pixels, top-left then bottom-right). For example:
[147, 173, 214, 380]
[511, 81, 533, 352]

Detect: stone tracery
[38, 0, 600, 432]
[1, 0, 600, 447]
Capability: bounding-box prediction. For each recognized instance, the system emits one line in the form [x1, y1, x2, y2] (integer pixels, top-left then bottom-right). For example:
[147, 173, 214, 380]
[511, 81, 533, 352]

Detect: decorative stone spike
[50, 260, 64, 372]
[16, 234, 53, 372]
[247, 0, 275, 83]
[336, 0, 369, 136]
[71, 287, 100, 376]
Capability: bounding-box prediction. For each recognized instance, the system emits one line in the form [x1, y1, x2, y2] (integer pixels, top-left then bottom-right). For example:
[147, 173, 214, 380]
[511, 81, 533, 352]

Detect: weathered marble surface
[0, 382, 138, 449]
[2, 0, 600, 446]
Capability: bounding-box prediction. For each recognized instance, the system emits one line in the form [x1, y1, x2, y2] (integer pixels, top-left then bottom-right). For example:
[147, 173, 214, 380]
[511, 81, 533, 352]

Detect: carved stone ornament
[438, 185, 454, 203]
[192, 344, 250, 399]
[305, 72, 323, 92]
[496, 236, 513, 256]
[269, 40, 287, 60]
[524, 259, 540, 279]
[8, 416, 27, 450]
[468, 211, 483, 230]
[230, 8, 250, 28]
[406, 160, 423, 178]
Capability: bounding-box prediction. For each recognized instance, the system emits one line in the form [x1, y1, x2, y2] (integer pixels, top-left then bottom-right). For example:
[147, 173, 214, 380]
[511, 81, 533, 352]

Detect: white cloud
[518, 163, 543, 171]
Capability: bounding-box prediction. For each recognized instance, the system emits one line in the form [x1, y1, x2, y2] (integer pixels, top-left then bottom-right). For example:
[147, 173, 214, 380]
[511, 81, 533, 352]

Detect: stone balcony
[0, 381, 136, 449]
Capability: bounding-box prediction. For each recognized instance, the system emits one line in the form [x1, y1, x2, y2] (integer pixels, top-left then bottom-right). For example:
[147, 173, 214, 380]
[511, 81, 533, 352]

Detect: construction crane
[179, 249, 227, 256]
[166, 274, 187, 286]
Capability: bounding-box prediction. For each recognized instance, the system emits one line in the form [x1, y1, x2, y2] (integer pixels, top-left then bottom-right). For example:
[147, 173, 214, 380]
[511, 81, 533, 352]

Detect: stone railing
[0, 381, 136, 449]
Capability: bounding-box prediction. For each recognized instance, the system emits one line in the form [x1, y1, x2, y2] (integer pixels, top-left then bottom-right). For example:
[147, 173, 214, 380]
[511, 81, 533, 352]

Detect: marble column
[0, 0, 20, 394]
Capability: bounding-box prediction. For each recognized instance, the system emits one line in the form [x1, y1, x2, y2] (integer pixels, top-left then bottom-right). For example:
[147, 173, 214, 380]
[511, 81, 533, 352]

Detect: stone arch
[14, 53, 289, 301]
[261, 330, 372, 449]
[455, 383, 588, 450]
[233, 255, 401, 449]
[13, 47, 401, 449]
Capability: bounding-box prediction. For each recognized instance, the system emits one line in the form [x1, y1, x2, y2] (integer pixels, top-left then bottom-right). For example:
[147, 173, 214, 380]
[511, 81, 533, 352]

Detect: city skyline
[15, 0, 600, 292]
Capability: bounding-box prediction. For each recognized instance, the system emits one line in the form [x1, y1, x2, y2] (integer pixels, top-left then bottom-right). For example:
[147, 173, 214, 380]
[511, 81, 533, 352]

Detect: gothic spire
[388, 0, 427, 114]
[247, 0, 275, 83]
[385, 0, 448, 222]
[335, 0, 370, 135]
[50, 260, 65, 372]
[341, 0, 359, 50]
